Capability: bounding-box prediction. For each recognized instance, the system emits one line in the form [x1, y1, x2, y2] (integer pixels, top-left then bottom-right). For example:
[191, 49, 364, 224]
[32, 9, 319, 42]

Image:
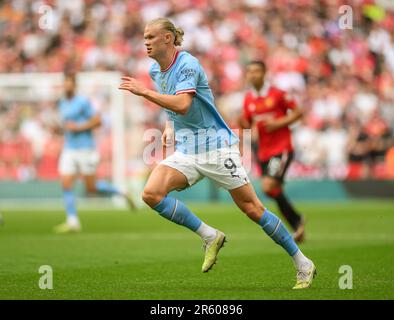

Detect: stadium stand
[0, 0, 393, 181]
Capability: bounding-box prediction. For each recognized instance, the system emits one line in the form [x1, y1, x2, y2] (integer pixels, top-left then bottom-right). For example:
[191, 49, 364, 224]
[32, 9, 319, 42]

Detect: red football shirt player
[239, 61, 306, 243]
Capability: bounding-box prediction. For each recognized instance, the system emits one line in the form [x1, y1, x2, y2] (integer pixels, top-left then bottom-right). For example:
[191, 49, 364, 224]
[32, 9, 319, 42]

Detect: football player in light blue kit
[119, 18, 316, 289]
[55, 73, 135, 233]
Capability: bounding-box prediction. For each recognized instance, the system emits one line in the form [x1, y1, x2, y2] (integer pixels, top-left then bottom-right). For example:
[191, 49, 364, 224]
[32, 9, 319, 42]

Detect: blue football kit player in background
[119, 18, 317, 289]
[55, 73, 135, 233]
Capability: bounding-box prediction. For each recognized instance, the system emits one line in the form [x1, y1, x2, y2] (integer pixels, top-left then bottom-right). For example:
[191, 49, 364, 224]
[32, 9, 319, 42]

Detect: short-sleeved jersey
[59, 95, 96, 150]
[149, 51, 238, 154]
[243, 83, 297, 161]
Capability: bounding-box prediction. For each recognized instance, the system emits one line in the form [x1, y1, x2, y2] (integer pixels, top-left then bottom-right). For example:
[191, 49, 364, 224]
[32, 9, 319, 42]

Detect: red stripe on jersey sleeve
[175, 89, 196, 95]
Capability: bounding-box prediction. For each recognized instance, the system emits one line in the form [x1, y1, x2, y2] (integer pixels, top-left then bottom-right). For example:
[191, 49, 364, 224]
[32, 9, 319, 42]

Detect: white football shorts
[160, 144, 250, 190]
[58, 149, 100, 176]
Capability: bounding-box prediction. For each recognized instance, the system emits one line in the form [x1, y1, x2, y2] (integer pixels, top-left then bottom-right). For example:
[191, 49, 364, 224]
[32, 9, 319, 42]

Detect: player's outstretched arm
[119, 76, 193, 115]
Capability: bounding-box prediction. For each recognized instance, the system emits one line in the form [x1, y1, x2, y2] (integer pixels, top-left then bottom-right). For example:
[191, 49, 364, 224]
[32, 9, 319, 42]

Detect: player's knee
[61, 175, 74, 190]
[61, 182, 73, 191]
[141, 188, 164, 208]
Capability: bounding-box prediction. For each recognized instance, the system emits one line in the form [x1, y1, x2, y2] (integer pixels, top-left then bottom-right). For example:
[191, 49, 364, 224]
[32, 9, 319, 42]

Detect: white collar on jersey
[252, 81, 270, 97]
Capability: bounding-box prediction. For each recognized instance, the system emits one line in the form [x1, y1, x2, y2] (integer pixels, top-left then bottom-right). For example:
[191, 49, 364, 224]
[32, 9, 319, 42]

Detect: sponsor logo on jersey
[265, 97, 274, 108]
[161, 80, 167, 92]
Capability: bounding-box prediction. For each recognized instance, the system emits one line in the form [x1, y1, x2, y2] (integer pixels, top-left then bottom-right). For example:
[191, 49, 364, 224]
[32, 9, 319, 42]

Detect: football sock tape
[259, 209, 299, 256]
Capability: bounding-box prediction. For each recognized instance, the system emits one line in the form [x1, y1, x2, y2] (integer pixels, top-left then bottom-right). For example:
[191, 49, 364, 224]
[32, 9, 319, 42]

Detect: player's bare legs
[262, 176, 305, 243]
[142, 164, 188, 207]
[61, 174, 75, 191]
[83, 174, 136, 210]
[229, 182, 316, 288]
[83, 174, 97, 194]
[142, 164, 224, 272]
[56, 171, 136, 234]
[229, 182, 265, 222]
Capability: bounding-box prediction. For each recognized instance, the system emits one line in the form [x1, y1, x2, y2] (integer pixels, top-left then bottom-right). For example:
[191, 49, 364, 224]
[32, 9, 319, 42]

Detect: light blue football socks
[153, 196, 202, 232]
[63, 190, 77, 218]
[259, 209, 299, 256]
[95, 180, 121, 195]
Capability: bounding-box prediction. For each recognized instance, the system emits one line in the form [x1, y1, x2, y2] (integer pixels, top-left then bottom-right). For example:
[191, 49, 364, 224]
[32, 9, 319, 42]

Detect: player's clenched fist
[118, 76, 147, 96]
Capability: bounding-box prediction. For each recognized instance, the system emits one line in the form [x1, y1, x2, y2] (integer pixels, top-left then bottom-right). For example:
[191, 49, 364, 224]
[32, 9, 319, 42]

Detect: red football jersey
[243, 85, 296, 161]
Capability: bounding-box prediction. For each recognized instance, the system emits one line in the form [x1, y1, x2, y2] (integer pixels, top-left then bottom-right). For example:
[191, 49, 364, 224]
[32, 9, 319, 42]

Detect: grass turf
[0, 201, 393, 300]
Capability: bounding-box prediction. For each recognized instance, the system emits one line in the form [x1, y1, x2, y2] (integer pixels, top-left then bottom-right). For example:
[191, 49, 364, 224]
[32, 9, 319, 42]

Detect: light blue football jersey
[149, 51, 239, 154]
[59, 95, 96, 150]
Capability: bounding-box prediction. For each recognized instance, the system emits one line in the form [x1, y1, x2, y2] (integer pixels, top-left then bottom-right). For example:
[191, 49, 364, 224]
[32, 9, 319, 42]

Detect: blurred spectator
[0, 0, 394, 181]
[347, 110, 393, 179]
[321, 119, 349, 179]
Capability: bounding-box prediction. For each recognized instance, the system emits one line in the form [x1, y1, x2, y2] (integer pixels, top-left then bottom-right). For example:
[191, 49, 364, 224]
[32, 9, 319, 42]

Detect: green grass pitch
[0, 201, 393, 299]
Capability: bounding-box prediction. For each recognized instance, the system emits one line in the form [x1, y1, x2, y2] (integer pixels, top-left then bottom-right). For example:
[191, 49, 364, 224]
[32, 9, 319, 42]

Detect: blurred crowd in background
[0, 0, 393, 181]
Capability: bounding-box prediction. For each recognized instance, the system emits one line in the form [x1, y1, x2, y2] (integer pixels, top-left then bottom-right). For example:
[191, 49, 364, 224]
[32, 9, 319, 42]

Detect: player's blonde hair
[147, 18, 184, 46]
